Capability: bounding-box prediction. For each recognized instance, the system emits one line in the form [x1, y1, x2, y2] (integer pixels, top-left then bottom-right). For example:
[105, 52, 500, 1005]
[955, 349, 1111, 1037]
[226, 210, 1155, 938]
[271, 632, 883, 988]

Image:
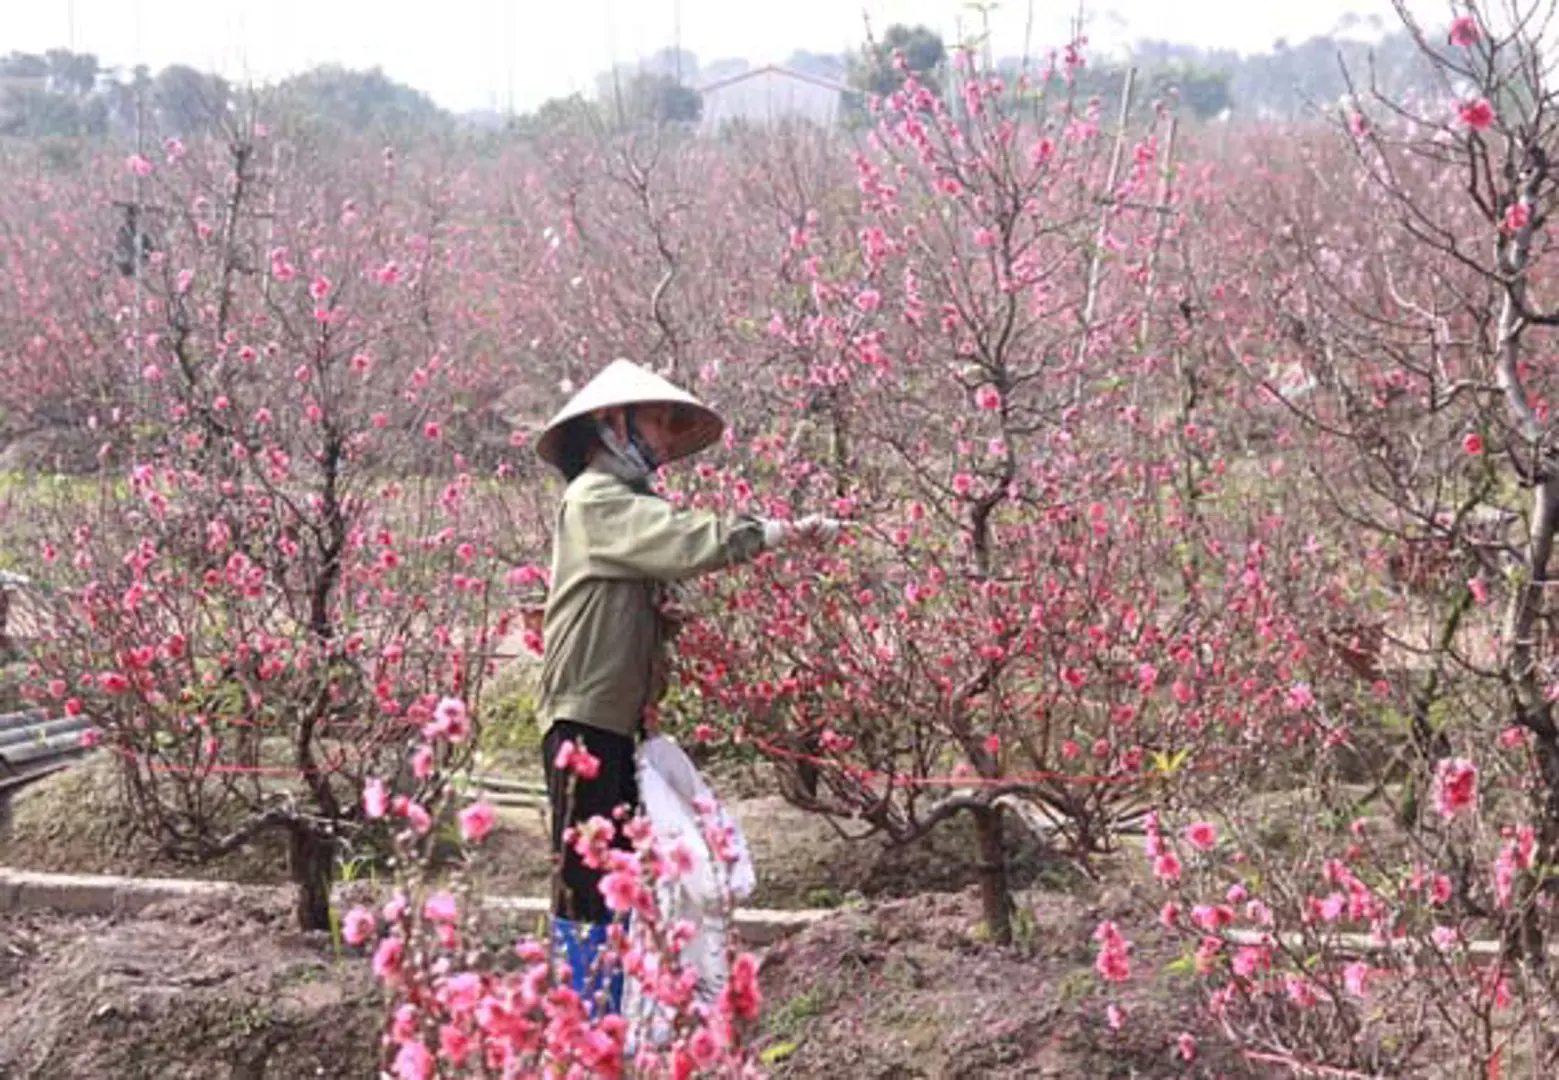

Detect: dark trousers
[542, 720, 638, 924]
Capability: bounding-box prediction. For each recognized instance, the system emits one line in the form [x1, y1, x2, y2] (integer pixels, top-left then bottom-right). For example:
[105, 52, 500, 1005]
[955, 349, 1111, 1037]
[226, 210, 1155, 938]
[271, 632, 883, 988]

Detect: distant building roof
[697, 65, 852, 97]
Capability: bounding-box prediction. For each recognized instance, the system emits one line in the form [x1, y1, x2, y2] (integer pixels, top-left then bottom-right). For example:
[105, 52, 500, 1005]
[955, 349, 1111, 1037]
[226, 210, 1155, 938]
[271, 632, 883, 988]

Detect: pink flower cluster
[346, 696, 767, 1077]
[1433, 758, 1478, 821]
[354, 811, 765, 1078]
[1093, 920, 1131, 982]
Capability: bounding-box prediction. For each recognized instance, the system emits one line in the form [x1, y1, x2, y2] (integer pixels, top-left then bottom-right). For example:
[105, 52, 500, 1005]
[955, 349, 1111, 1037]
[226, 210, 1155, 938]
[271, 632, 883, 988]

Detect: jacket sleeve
[575, 488, 767, 582]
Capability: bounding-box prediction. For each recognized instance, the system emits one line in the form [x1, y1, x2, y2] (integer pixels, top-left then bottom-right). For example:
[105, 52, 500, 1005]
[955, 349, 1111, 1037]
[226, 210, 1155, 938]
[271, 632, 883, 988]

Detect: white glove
[762, 515, 842, 548]
[798, 514, 842, 543]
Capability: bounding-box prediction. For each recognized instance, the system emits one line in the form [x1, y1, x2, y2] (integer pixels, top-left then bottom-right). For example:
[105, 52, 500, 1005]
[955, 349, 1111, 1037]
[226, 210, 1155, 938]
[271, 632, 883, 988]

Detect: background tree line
[0, 17, 1456, 145]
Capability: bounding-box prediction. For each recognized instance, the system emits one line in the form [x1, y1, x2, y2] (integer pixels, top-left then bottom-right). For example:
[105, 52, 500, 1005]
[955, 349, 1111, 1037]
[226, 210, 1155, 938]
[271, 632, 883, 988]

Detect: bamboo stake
[1073, 66, 1136, 405]
[1137, 114, 1179, 355]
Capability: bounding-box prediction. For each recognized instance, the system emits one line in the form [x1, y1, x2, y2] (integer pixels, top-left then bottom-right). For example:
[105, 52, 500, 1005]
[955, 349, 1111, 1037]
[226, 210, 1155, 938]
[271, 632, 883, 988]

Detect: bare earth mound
[2, 759, 1240, 1076]
[0, 884, 1249, 1079]
[0, 895, 379, 1079]
[758, 891, 1252, 1080]
[1, 759, 1070, 911]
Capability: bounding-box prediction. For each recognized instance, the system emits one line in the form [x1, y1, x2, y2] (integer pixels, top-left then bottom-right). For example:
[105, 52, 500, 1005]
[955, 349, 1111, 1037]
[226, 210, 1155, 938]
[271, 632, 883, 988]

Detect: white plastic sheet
[622, 735, 755, 1049]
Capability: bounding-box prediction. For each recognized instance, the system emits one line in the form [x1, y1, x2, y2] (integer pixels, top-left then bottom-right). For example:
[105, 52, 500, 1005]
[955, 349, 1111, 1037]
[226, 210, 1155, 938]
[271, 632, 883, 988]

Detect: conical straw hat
[535, 359, 724, 469]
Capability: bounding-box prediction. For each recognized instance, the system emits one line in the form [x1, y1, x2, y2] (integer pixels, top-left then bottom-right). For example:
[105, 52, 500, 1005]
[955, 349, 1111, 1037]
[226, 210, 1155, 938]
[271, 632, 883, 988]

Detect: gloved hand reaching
[762, 514, 844, 548]
[794, 514, 843, 543]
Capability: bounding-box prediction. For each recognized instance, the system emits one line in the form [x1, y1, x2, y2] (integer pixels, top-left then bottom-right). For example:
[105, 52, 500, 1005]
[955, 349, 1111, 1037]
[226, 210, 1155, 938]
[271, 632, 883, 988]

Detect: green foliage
[151, 65, 232, 135]
[1151, 65, 1232, 119]
[270, 65, 453, 140]
[803, 884, 845, 908]
[0, 87, 107, 138]
[765, 986, 833, 1040]
[654, 679, 764, 771]
[977, 28, 1449, 122]
[0, 49, 461, 144]
[759, 1041, 798, 1066]
[1162, 947, 1199, 977]
[41, 49, 100, 96]
[477, 671, 543, 764]
[1109, 29, 1441, 120]
[0, 53, 51, 80]
[0, 50, 227, 139]
[0, 661, 25, 713]
[604, 72, 703, 128]
[847, 23, 947, 105]
[1038, 58, 1233, 124]
[515, 94, 603, 139]
[1054, 967, 1096, 1003]
[0, 51, 105, 138]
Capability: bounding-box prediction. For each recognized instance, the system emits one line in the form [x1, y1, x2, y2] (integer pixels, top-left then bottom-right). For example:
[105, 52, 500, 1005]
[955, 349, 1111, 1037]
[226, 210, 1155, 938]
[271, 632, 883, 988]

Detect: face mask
[594, 414, 657, 494]
[624, 405, 661, 471]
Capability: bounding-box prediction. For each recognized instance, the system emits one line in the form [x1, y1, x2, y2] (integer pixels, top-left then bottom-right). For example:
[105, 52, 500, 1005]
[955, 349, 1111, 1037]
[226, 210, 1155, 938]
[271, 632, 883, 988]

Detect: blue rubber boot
[550, 917, 625, 1018]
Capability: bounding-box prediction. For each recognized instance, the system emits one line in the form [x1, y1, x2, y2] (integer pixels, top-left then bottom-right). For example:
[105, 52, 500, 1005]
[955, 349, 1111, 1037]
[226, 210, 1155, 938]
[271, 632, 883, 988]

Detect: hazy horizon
[10, 0, 1449, 114]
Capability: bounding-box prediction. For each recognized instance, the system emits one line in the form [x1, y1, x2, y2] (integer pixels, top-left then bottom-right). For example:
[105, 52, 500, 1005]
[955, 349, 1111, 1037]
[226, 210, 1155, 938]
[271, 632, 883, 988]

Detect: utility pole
[606, 0, 625, 127]
[673, 0, 683, 83]
[505, 0, 515, 116]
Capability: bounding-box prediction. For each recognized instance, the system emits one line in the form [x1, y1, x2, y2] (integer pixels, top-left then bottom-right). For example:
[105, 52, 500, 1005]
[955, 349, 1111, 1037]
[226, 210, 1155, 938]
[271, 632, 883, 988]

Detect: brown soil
[758, 889, 1252, 1080]
[1, 758, 1077, 911]
[0, 885, 1246, 1080]
[2, 754, 1252, 1076]
[0, 755, 295, 885]
[0, 893, 380, 1080]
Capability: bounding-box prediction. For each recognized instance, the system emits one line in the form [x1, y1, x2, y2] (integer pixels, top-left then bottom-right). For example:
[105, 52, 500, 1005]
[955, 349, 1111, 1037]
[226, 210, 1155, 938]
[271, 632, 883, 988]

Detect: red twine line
[1239, 1050, 1384, 1079]
[752, 736, 1223, 789]
[108, 743, 348, 778]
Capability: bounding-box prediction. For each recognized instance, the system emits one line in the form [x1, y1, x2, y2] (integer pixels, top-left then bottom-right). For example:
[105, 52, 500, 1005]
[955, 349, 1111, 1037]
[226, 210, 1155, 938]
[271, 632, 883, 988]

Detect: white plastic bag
[622, 735, 755, 1050]
[638, 735, 755, 903]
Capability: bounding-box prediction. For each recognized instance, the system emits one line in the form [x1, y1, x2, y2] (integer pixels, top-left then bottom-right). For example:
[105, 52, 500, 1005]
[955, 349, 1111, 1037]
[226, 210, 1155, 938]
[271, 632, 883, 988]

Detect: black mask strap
[624, 404, 661, 472]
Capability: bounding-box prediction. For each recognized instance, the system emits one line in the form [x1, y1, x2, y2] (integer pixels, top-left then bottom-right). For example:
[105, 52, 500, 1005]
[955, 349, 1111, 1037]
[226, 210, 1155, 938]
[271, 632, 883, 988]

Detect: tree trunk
[796, 723, 820, 799]
[972, 804, 1013, 946]
[1516, 729, 1559, 965]
[1505, 474, 1559, 963]
[288, 826, 334, 932]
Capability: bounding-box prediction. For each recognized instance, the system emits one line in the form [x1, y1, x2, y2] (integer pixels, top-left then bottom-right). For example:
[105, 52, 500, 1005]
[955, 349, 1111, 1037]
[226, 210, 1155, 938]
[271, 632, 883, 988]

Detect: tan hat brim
[535, 359, 725, 468]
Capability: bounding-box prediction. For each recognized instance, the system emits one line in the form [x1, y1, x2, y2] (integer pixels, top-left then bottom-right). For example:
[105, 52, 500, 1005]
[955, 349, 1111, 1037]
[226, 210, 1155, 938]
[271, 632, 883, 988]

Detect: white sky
[7, 0, 1452, 113]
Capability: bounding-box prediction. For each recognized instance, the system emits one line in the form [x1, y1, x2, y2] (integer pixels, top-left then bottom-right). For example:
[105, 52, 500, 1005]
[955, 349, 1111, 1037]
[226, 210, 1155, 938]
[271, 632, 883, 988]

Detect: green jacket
[537, 468, 767, 740]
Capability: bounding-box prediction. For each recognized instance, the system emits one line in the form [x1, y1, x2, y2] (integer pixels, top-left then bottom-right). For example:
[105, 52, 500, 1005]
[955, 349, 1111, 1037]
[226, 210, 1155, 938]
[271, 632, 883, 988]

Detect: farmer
[533, 358, 838, 1015]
